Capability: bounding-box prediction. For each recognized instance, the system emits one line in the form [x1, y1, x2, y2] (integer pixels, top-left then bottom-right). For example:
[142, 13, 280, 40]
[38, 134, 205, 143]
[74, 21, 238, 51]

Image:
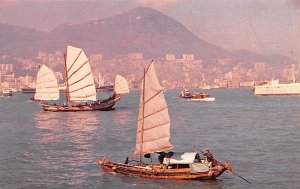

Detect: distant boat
[35, 45, 121, 112]
[180, 89, 215, 101]
[253, 79, 300, 96]
[211, 85, 220, 89]
[97, 61, 230, 180]
[21, 87, 36, 93]
[114, 74, 129, 95]
[191, 93, 215, 102]
[254, 64, 300, 96]
[2, 88, 12, 97]
[201, 86, 211, 90]
[179, 89, 193, 98]
[96, 85, 114, 93]
[95, 73, 114, 93]
[96, 74, 130, 95]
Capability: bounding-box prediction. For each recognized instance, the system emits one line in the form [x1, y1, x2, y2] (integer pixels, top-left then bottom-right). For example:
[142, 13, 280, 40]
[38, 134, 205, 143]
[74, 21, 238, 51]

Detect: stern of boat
[114, 93, 121, 102]
[97, 159, 113, 172]
[211, 161, 232, 178]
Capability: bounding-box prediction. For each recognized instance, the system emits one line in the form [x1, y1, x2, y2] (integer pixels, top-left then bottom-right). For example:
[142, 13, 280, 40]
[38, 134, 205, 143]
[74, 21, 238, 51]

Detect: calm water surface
[0, 89, 299, 189]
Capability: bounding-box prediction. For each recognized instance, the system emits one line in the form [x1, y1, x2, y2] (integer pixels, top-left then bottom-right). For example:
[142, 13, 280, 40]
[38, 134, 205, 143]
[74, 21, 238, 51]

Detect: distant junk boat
[96, 75, 129, 94]
[34, 45, 129, 112]
[97, 61, 233, 181]
[114, 74, 130, 94]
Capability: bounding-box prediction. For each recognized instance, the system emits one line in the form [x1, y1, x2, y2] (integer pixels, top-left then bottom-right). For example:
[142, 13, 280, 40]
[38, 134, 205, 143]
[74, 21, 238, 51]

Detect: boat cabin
[146, 152, 211, 173]
[180, 89, 193, 98]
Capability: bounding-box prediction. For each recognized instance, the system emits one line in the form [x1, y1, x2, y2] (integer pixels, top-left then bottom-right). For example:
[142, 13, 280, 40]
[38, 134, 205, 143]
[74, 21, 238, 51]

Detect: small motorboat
[191, 93, 215, 102]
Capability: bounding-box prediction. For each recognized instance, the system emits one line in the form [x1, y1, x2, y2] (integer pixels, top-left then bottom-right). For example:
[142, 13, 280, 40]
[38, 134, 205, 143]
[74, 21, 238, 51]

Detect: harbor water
[0, 89, 299, 189]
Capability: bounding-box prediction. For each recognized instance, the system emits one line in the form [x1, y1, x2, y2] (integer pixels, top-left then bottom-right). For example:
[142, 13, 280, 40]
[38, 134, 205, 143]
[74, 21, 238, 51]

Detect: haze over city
[0, 0, 300, 91]
[1, 0, 300, 59]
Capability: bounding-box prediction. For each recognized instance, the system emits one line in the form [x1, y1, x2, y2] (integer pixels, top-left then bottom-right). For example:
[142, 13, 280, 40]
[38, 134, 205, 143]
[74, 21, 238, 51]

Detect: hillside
[0, 7, 296, 65]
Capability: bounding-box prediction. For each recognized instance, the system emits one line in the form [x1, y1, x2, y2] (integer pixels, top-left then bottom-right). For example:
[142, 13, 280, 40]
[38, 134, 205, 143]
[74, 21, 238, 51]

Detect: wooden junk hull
[97, 159, 227, 180]
[40, 95, 121, 112]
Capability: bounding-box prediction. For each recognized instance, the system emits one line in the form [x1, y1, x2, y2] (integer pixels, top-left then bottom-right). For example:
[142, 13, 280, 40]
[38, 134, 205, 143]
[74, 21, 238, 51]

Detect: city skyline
[1, 0, 300, 60]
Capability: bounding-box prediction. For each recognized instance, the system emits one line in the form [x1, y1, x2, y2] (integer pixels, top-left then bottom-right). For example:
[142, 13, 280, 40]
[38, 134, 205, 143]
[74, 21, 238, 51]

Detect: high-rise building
[128, 53, 143, 60]
[0, 64, 13, 72]
[183, 54, 194, 61]
[166, 54, 176, 61]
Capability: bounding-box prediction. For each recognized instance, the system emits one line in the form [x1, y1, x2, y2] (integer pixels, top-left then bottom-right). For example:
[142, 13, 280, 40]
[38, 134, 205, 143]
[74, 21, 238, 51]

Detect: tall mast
[139, 68, 146, 164]
[64, 52, 70, 106]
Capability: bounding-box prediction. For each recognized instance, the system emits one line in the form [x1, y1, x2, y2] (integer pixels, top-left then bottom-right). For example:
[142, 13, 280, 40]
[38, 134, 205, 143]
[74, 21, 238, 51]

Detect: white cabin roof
[170, 152, 197, 164]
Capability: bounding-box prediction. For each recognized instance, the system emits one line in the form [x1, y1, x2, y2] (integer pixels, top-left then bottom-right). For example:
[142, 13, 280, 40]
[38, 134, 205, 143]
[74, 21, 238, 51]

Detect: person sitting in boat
[195, 153, 202, 163]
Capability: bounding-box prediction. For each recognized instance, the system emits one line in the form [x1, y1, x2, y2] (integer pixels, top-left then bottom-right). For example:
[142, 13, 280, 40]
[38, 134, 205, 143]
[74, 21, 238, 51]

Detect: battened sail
[35, 65, 59, 100]
[114, 74, 129, 94]
[65, 45, 96, 102]
[134, 62, 173, 156]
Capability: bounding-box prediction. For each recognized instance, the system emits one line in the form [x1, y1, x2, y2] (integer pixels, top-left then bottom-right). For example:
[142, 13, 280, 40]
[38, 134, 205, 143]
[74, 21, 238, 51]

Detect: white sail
[65, 45, 96, 102]
[114, 74, 129, 94]
[134, 62, 173, 156]
[35, 65, 59, 100]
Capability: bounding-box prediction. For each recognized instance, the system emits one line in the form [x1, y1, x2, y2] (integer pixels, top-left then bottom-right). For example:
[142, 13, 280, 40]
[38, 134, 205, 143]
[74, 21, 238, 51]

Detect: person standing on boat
[203, 150, 215, 165]
[158, 152, 165, 164]
[163, 152, 174, 169]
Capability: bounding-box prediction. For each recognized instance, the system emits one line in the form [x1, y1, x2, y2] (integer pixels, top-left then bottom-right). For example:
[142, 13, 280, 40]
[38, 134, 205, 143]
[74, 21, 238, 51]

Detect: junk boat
[34, 45, 129, 112]
[97, 61, 230, 180]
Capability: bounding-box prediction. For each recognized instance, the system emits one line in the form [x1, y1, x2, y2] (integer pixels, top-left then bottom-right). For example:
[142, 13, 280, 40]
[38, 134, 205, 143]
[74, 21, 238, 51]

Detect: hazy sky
[1, 0, 300, 59]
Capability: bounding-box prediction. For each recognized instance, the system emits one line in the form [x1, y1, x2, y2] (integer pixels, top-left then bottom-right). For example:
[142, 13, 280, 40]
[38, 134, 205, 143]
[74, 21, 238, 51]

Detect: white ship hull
[254, 82, 300, 96]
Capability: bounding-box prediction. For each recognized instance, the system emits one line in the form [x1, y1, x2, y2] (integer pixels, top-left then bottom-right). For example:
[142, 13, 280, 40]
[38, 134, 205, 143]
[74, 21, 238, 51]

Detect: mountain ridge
[0, 7, 296, 65]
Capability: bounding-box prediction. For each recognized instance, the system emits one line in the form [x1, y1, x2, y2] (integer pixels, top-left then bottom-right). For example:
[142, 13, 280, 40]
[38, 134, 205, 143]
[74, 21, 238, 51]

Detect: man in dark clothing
[158, 152, 165, 164]
[203, 150, 215, 165]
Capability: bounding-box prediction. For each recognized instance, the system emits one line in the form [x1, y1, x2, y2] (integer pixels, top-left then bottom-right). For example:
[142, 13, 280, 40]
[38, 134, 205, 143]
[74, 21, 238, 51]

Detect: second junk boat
[35, 45, 125, 112]
[97, 61, 231, 180]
